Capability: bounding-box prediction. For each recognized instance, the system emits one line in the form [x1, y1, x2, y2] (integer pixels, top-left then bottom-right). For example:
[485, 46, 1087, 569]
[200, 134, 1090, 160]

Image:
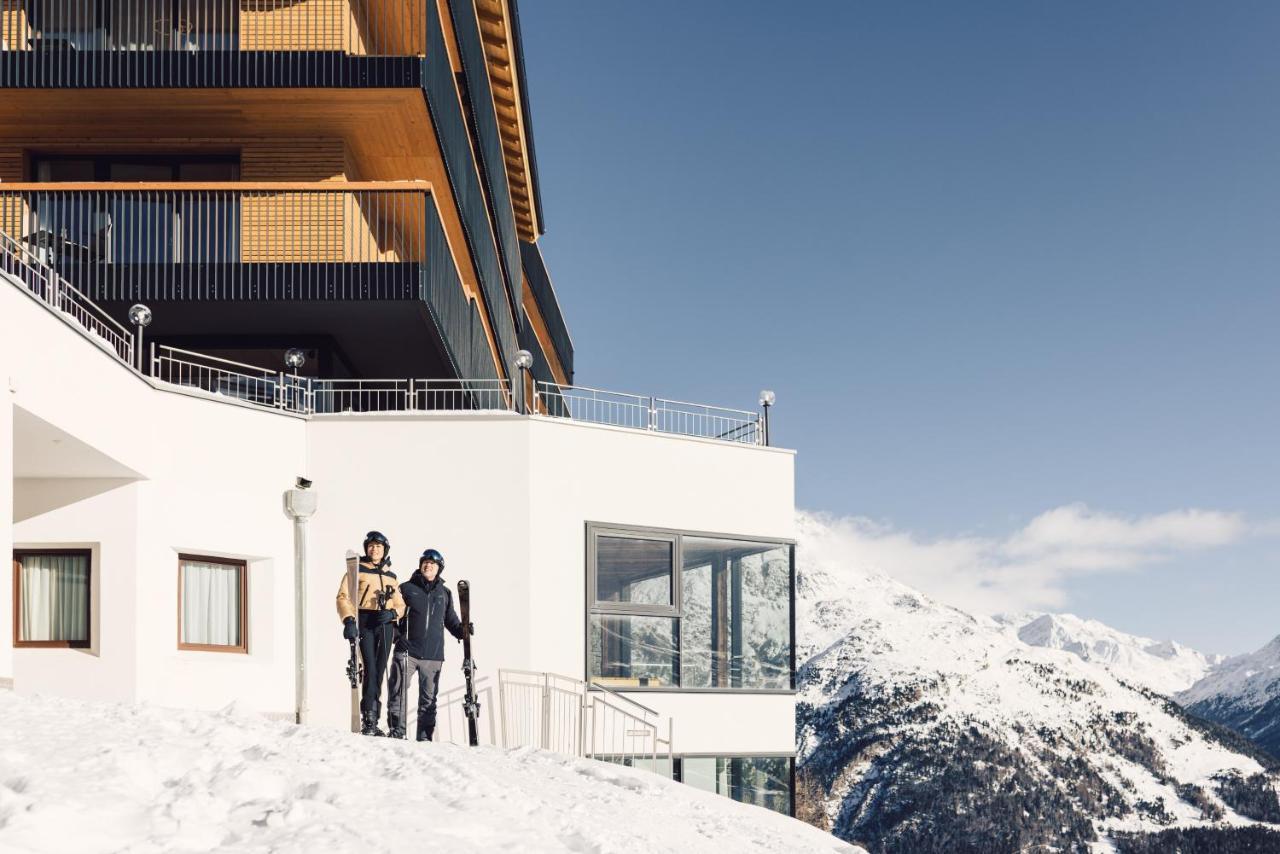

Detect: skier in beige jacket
[337, 531, 407, 736]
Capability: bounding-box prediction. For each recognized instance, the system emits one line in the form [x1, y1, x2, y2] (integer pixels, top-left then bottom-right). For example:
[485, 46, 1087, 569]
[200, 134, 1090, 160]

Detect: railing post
[540, 674, 551, 750]
[149, 342, 157, 378]
[277, 371, 286, 409]
[407, 378, 416, 411]
[498, 672, 508, 748]
[648, 396, 657, 431]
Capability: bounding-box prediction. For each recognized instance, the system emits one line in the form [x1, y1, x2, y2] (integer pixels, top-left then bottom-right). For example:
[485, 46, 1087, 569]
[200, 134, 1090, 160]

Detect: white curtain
[20, 554, 89, 643]
[181, 560, 242, 647]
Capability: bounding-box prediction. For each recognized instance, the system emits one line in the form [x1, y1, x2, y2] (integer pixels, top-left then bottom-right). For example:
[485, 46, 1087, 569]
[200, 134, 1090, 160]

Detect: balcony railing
[0, 231, 772, 444]
[533, 382, 764, 445]
[0, 0, 426, 87]
[0, 184, 431, 301]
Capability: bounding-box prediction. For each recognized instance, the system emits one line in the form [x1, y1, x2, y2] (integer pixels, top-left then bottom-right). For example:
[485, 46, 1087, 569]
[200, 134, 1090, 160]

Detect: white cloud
[798, 504, 1256, 615]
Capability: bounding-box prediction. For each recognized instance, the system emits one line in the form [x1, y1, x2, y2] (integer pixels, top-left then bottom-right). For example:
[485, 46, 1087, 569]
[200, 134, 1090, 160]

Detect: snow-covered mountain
[0, 691, 855, 854]
[999, 611, 1222, 696]
[1178, 637, 1280, 761]
[794, 513, 1280, 853]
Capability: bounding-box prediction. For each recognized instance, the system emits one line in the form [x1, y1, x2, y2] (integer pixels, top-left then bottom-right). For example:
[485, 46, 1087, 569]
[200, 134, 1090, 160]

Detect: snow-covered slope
[0, 692, 855, 854]
[794, 513, 1280, 853]
[1000, 611, 1222, 696]
[1178, 637, 1280, 760]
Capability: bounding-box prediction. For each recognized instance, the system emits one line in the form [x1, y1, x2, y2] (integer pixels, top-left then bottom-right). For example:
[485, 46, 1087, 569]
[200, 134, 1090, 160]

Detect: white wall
[13, 479, 140, 701]
[2, 280, 799, 757]
[304, 414, 534, 731]
[0, 394, 11, 684]
[3, 283, 306, 713]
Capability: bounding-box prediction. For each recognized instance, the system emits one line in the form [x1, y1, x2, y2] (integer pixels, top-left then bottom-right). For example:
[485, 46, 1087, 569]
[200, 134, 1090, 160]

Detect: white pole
[284, 485, 318, 724]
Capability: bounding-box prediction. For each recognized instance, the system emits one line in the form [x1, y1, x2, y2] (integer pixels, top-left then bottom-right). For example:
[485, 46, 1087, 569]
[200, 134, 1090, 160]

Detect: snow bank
[0, 692, 855, 854]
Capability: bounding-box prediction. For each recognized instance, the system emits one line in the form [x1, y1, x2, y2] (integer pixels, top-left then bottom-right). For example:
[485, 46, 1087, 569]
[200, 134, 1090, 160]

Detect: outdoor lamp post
[127, 303, 152, 373]
[284, 348, 306, 376]
[514, 349, 534, 413]
[759, 389, 776, 447]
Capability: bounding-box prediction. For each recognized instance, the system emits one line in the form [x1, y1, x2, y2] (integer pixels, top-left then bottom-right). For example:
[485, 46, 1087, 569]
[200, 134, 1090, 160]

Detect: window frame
[12, 548, 92, 649]
[587, 528, 679, 617]
[585, 523, 796, 693]
[177, 553, 248, 654]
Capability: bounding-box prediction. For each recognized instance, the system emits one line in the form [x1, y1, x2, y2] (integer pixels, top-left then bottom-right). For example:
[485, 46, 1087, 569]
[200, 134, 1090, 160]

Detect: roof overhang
[475, 0, 544, 240]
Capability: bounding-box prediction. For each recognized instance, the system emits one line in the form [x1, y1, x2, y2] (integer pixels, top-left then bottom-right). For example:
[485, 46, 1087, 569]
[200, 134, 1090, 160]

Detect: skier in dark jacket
[387, 548, 473, 741]
[336, 531, 406, 737]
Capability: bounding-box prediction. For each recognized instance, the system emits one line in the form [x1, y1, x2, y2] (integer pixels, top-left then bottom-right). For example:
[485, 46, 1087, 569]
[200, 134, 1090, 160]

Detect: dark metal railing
[0, 183, 429, 300]
[422, 0, 518, 376]
[448, 0, 523, 323]
[520, 239, 573, 381]
[0, 0, 425, 87]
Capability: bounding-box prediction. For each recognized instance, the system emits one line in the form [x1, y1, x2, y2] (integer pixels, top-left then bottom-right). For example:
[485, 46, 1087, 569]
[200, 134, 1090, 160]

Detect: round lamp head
[284, 348, 307, 369]
[759, 389, 776, 407]
[514, 349, 534, 370]
[127, 304, 152, 328]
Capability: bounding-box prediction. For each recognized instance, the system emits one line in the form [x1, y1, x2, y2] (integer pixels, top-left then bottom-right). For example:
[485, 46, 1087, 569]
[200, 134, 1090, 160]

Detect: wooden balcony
[0, 0, 426, 86]
[0, 182, 432, 299]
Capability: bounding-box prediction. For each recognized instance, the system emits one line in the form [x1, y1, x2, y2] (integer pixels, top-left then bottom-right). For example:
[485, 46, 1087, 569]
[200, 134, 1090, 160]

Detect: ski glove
[342, 617, 358, 641]
[370, 608, 397, 626]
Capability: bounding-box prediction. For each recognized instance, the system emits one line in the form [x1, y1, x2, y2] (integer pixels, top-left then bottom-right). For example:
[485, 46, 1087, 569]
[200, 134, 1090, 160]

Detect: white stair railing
[496, 668, 675, 778]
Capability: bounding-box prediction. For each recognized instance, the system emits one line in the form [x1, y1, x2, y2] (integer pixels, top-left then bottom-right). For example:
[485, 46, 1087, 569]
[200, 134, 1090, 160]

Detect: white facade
[2, 279, 796, 765]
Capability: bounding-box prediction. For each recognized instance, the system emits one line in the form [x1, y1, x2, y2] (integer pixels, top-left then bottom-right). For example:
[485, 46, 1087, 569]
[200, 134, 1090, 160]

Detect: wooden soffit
[473, 0, 538, 241]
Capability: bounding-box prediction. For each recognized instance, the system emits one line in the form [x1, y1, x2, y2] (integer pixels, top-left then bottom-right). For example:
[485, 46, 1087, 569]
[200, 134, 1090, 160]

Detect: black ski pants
[387, 653, 443, 740]
[358, 620, 395, 717]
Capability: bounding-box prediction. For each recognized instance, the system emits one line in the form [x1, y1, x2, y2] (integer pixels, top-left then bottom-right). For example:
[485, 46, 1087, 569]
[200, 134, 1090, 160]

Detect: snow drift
[0, 691, 854, 854]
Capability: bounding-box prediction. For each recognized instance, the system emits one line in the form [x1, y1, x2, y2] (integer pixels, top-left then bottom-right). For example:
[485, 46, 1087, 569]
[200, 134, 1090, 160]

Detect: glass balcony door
[29, 1, 238, 53]
[30, 154, 240, 268]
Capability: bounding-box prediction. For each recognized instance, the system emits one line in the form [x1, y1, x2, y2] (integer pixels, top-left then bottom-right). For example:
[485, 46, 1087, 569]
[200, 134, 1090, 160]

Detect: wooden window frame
[12, 548, 92, 649]
[177, 553, 248, 654]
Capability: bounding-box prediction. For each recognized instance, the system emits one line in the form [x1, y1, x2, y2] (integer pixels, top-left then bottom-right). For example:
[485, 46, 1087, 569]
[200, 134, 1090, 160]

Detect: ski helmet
[363, 530, 390, 559]
[419, 548, 445, 573]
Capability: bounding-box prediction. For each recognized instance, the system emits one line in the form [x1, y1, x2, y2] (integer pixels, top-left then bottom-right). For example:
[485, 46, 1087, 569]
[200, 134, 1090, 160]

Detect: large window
[588, 526, 794, 691]
[680, 756, 794, 815]
[12, 549, 91, 648]
[178, 555, 246, 652]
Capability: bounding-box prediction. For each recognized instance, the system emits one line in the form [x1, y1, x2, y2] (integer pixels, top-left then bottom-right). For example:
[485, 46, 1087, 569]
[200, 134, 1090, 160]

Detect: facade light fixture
[514, 350, 534, 414]
[759, 390, 775, 447]
[128, 304, 152, 372]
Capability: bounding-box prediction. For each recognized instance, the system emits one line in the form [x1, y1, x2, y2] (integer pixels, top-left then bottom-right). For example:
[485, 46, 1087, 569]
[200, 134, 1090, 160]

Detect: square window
[178, 555, 246, 652]
[13, 550, 90, 647]
[588, 614, 678, 688]
[593, 535, 674, 610]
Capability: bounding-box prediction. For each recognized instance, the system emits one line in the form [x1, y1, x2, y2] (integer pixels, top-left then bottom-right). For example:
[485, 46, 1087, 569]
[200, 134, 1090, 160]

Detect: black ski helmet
[419, 548, 445, 573]
[363, 530, 390, 559]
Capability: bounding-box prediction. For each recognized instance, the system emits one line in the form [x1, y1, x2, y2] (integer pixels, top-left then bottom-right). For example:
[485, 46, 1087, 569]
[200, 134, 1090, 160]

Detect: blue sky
[520, 2, 1280, 654]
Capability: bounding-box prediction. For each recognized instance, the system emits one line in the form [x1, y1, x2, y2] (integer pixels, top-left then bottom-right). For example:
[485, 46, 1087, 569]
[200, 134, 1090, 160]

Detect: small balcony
[0, 0, 426, 87]
[0, 183, 430, 300]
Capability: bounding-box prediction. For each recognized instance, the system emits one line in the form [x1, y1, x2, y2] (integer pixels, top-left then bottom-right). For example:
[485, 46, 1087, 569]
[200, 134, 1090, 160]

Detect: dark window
[587, 526, 794, 691]
[12, 549, 91, 648]
[680, 756, 794, 815]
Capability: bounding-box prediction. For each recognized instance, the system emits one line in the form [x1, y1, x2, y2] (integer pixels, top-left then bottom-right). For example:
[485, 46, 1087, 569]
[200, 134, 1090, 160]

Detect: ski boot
[360, 711, 385, 737]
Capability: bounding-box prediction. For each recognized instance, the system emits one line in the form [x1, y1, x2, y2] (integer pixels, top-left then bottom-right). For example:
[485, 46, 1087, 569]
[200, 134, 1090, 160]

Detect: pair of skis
[344, 551, 480, 746]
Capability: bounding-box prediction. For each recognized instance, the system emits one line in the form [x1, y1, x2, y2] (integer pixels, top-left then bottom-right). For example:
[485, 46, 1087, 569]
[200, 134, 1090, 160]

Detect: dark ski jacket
[397, 571, 464, 662]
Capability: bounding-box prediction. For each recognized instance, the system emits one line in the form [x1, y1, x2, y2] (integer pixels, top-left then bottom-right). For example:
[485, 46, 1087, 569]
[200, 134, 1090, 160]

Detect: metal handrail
[0, 224, 135, 366]
[588, 680, 661, 719]
[534, 381, 764, 446]
[496, 668, 675, 779]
